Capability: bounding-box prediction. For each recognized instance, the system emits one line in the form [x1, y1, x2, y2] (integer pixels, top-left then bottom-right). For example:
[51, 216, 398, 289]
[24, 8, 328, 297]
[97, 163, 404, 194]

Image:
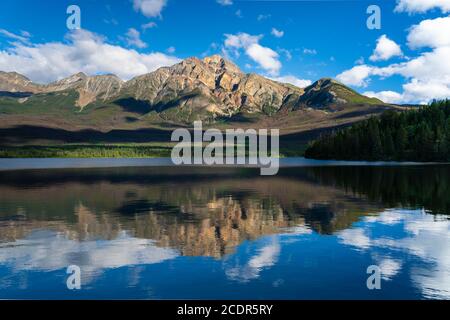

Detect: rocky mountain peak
[44, 72, 87, 92]
[0, 71, 41, 93]
[202, 55, 241, 74]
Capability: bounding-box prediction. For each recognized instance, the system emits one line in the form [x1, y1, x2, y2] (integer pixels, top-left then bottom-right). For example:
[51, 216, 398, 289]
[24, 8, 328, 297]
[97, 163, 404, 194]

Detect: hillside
[305, 100, 450, 162]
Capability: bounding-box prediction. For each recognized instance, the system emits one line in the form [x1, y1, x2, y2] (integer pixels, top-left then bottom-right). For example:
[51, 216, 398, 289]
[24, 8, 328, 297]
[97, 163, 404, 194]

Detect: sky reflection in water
[0, 166, 449, 299]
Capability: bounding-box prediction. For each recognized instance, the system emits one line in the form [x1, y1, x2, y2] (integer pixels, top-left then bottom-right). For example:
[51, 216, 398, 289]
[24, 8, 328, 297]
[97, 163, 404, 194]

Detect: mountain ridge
[0, 54, 399, 146]
[0, 54, 384, 119]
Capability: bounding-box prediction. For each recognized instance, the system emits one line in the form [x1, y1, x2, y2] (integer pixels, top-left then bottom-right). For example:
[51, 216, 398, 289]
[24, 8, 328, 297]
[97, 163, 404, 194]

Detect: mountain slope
[0, 54, 392, 138]
[0, 71, 42, 94]
[118, 55, 305, 121]
[298, 78, 383, 109]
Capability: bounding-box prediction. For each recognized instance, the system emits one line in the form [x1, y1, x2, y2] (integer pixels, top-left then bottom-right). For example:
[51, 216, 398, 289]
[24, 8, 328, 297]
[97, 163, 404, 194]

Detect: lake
[0, 163, 449, 299]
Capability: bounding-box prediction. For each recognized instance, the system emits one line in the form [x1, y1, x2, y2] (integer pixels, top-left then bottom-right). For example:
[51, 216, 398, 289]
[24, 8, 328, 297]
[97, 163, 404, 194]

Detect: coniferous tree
[305, 100, 450, 162]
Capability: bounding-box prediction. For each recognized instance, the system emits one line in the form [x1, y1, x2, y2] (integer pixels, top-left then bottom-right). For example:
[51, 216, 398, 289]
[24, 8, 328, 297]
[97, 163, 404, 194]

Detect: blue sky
[0, 0, 449, 104]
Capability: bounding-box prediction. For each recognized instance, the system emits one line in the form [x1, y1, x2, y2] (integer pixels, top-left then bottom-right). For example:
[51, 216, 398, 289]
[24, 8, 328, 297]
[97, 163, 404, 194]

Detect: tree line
[305, 99, 450, 162]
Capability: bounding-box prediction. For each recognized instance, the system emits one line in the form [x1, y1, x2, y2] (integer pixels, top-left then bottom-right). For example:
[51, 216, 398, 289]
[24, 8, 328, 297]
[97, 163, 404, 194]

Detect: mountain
[0, 71, 42, 94]
[111, 54, 306, 121]
[0, 71, 124, 108]
[298, 78, 382, 109]
[0, 55, 398, 145]
[0, 55, 384, 119]
[43, 73, 124, 107]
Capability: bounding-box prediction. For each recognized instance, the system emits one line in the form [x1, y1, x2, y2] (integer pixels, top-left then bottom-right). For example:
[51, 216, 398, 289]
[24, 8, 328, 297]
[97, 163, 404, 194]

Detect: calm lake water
[0, 163, 449, 299]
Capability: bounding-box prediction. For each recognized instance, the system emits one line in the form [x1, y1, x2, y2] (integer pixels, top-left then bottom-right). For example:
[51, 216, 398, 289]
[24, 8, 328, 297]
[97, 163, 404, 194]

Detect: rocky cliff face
[44, 73, 124, 107]
[121, 55, 304, 117]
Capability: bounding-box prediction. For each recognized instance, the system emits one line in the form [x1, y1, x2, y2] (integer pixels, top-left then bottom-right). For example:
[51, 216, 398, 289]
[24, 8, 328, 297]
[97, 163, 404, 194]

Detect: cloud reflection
[338, 209, 450, 299]
[0, 230, 179, 286]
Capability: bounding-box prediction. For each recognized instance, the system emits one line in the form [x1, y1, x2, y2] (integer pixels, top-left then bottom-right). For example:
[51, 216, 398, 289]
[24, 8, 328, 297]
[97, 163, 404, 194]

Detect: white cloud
[0, 29, 180, 83]
[0, 28, 30, 43]
[337, 16, 450, 104]
[133, 0, 167, 18]
[247, 44, 281, 75]
[166, 46, 176, 53]
[271, 28, 284, 38]
[124, 28, 147, 48]
[225, 238, 280, 282]
[235, 9, 243, 18]
[407, 16, 450, 49]
[141, 21, 157, 30]
[224, 33, 261, 48]
[336, 65, 375, 87]
[0, 230, 178, 285]
[364, 209, 450, 299]
[370, 35, 403, 61]
[338, 228, 371, 250]
[217, 0, 233, 5]
[395, 0, 450, 14]
[270, 75, 312, 88]
[363, 90, 405, 104]
[402, 78, 450, 104]
[224, 32, 281, 75]
[339, 48, 450, 103]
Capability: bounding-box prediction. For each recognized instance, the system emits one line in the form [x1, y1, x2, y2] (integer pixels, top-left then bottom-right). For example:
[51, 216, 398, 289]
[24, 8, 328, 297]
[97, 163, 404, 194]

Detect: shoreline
[0, 157, 448, 172]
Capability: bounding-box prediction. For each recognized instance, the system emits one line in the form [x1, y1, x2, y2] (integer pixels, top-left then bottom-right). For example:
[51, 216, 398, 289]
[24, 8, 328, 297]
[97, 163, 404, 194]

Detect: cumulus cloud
[124, 28, 147, 48]
[369, 35, 403, 61]
[225, 238, 280, 282]
[0, 29, 180, 83]
[337, 16, 450, 104]
[270, 75, 312, 88]
[364, 209, 450, 299]
[363, 90, 405, 104]
[0, 230, 178, 285]
[133, 0, 167, 18]
[407, 16, 450, 49]
[271, 28, 284, 38]
[336, 65, 375, 87]
[395, 0, 450, 14]
[224, 32, 281, 75]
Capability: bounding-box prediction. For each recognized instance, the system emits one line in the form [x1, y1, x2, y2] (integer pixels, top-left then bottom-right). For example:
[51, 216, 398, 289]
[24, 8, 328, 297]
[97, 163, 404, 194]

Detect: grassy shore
[0, 143, 306, 158]
[0, 144, 173, 158]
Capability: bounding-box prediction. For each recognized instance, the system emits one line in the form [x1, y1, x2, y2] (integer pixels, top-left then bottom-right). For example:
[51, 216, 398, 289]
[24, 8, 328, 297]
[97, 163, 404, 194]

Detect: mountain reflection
[1, 166, 449, 256]
[0, 167, 385, 255]
[0, 165, 449, 298]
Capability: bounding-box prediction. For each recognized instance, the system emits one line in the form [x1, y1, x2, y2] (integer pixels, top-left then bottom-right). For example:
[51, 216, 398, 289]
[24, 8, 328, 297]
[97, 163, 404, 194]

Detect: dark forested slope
[305, 100, 450, 162]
